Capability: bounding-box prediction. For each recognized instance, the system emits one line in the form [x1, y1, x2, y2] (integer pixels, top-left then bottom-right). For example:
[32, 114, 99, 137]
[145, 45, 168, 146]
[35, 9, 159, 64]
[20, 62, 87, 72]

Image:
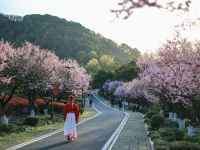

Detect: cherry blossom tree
[0, 40, 91, 123]
[136, 35, 200, 131]
[113, 82, 126, 98]
[0, 40, 15, 124]
[14, 42, 61, 116]
[60, 59, 91, 97]
[107, 80, 124, 95]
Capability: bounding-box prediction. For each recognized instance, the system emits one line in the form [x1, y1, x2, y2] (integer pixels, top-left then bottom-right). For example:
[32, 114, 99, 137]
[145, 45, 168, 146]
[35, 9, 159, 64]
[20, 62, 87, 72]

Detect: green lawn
[0, 107, 97, 150]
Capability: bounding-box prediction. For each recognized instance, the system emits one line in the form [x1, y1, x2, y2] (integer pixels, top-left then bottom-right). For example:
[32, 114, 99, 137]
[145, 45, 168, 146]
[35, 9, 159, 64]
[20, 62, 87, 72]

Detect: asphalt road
[18, 94, 125, 150]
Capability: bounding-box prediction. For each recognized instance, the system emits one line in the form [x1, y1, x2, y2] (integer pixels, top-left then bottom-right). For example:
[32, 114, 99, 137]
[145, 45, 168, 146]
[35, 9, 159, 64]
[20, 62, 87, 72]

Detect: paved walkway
[111, 112, 152, 150]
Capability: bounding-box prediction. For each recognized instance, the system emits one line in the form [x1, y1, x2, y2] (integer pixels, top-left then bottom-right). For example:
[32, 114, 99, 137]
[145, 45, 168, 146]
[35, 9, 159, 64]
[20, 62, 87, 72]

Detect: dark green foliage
[0, 124, 26, 133]
[162, 119, 178, 128]
[114, 61, 139, 81]
[36, 115, 62, 125]
[154, 139, 169, 150]
[146, 111, 159, 119]
[163, 112, 169, 118]
[24, 116, 39, 126]
[159, 128, 184, 142]
[150, 115, 165, 129]
[174, 130, 185, 141]
[159, 128, 176, 142]
[149, 131, 161, 140]
[184, 128, 200, 143]
[79, 108, 84, 115]
[92, 60, 139, 88]
[0, 124, 14, 133]
[92, 70, 114, 89]
[168, 141, 200, 150]
[155, 146, 169, 150]
[48, 103, 64, 114]
[0, 13, 140, 71]
[37, 104, 46, 114]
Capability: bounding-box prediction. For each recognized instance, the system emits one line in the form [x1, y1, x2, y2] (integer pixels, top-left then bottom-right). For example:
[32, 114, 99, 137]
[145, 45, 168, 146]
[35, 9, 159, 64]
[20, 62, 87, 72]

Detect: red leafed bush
[35, 99, 45, 105]
[50, 102, 65, 106]
[8, 98, 47, 106]
[9, 98, 28, 106]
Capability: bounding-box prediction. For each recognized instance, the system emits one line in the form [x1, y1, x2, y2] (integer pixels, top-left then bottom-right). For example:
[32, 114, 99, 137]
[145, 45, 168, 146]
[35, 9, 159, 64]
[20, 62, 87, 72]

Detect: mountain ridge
[0, 13, 140, 67]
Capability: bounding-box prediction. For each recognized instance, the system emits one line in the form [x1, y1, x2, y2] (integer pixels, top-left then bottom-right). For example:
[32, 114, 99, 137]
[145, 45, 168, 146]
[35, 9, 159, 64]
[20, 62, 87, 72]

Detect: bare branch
[111, 0, 191, 19]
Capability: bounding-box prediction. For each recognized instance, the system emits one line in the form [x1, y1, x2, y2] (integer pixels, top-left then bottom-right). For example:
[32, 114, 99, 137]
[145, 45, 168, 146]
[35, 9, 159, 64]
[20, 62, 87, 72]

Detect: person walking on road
[89, 94, 93, 107]
[118, 99, 122, 110]
[63, 95, 79, 141]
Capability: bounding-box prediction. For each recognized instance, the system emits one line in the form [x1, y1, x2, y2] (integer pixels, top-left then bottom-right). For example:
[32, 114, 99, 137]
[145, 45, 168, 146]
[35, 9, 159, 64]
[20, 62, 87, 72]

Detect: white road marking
[91, 93, 129, 150]
[6, 105, 101, 150]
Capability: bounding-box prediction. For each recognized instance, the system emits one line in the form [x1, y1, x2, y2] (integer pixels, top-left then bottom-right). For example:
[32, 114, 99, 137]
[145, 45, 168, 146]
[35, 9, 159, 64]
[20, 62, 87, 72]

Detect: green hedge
[155, 146, 169, 150]
[149, 131, 161, 140]
[24, 116, 39, 126]
[145, 111, 159, 119]
[169, 141, 200, 150]
[150, 115, 165, 130]
[0, 124, 27, 133]
[159, 128, 185, 142]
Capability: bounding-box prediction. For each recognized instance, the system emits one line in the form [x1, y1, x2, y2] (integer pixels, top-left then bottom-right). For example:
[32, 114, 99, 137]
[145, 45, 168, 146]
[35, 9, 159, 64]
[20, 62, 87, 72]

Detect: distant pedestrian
[63, 95, 79, 141]
[124, 100, 128, 110]
[122, 100, 125, 111]
[118, 99, 122, 110]
[89, 98, 93, 107]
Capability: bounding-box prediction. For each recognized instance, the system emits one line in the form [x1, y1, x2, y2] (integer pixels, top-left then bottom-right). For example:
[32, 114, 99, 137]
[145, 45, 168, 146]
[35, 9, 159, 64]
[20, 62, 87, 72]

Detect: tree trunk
[44, 109, 48, 115]
[30, 109, 35, 117]
[1, 115, 9, 125]
[172, 113, 177, 121]
[178, 118, 185, 130]
[160, 109, 164, 115]
[188, 125, 195, 137]
[169, 112, 173, 120]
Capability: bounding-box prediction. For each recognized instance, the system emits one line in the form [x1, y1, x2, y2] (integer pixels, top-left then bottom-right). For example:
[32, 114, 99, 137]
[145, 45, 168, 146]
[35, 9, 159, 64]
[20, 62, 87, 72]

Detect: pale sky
[0, 0, 200, 53]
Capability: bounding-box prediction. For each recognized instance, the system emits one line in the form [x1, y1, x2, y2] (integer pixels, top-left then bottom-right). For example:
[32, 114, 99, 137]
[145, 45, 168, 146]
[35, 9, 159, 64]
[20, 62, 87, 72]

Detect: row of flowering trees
[0, 40, 91, 124]
[103, 35, 200, 135]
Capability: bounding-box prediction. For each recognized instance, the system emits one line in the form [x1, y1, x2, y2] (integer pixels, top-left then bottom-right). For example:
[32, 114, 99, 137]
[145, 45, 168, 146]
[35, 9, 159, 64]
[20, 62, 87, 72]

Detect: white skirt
[64, 113, 77, 139]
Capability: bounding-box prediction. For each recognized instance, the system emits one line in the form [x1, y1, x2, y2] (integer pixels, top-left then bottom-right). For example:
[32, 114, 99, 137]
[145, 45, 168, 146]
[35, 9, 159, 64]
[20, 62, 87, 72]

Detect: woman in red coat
[63, 95, 79, 141]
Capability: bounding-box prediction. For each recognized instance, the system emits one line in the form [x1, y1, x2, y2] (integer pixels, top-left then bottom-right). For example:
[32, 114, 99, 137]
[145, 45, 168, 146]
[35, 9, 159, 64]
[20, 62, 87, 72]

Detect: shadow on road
[37, 141, 70, 150]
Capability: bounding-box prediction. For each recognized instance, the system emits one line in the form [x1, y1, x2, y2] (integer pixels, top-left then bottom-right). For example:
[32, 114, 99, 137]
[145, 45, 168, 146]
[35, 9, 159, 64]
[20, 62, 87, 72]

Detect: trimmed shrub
[0, 124, 26, 133]
[24, 116, 39, 126]
[169, 141, 200, 150]
[155, 146, 169, 150]
[174, 130, 185, 141]
[0, 124, 14, 133]
[159, 128, 176, 142]
[150, 115, 165, 129]
[154, 139, 168, 146]
[146, 111, 159, 119]
[149, 131, 161, 140]
[162, 119, 178, 128]
[163, 112, 169, 118]
[158, 128, 185, 142]
[48, 102, 65, 114]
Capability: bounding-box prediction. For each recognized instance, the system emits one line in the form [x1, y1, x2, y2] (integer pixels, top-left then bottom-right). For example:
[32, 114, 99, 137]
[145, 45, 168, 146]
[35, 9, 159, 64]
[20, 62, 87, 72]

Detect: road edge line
[92, 93, 129, 150]
[6, 105, 101, 150]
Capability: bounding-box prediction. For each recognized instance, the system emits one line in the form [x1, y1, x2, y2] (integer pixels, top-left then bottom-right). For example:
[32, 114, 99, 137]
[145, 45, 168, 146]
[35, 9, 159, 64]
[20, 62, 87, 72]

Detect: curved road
[17, 94, 125, 150]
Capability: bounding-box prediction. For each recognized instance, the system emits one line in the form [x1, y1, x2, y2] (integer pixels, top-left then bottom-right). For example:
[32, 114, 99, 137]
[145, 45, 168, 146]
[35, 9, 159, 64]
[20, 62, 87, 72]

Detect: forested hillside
[0, 13, 140, 72]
